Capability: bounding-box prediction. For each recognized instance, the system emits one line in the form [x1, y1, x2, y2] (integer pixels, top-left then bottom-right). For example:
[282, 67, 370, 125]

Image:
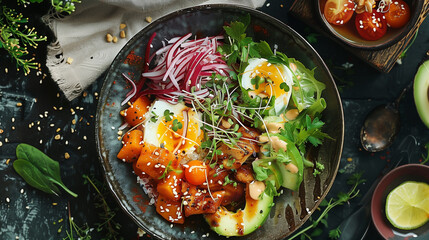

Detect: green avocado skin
[414, 60, 429, 128]
[204, 192, 274, 237]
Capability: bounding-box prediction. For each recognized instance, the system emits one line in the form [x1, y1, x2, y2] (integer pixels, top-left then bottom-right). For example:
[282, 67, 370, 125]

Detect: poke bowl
[95, 4, 344, 240]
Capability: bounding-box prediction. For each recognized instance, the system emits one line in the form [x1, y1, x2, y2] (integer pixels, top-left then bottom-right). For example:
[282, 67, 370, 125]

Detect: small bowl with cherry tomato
[317, 0, 424, 49]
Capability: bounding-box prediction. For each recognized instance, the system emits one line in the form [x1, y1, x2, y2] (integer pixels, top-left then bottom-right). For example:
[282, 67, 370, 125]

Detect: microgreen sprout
[172, 119, 183, 132]
[150, 111, 159, 123]
[163, 109, 174, 121]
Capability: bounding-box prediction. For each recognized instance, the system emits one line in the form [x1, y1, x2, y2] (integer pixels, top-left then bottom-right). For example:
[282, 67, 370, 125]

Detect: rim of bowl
[315, 0, 424, 50]
[371, 164, 429, 238]
[95, 4, 345, 239]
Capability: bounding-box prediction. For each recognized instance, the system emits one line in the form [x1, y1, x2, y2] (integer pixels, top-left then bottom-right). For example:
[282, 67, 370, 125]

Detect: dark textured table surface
[1, 1, 429, 240]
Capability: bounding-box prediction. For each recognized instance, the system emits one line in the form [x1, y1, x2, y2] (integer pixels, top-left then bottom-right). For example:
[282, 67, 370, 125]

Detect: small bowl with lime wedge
[371, 164, 429, 239]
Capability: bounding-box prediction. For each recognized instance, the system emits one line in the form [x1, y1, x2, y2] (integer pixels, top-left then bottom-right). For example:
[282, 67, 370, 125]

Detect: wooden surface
[290, 0, 429, 73]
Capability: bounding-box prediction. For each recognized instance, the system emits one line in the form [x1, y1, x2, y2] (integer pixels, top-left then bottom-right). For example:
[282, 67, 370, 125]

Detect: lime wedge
[385, 181, 429, 230]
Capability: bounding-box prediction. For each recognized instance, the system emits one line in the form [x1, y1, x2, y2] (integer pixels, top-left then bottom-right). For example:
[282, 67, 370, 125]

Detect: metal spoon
[360, 81, 413, 152]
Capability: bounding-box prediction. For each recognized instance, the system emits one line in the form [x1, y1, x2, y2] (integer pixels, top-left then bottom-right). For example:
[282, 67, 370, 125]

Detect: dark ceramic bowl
[371, 164, 429, 239]
[95, 4, 344, 240]
[316, 0, 424, 50]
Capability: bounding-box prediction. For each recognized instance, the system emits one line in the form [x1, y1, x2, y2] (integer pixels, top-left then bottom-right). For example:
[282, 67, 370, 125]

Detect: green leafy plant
[83, 175, 122, 240]
[0, 0, 80, 74]
[288, 173, 365, 240]
[64, 203, 93, 240]
[421, 142, 429, 165]
[63, 175, 122, 240]
[13, 143, 77, 197]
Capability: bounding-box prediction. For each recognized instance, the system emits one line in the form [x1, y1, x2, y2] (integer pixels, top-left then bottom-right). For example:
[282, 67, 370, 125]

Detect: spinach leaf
[13, 159, 60, 196]
[13, 143, 77, 197]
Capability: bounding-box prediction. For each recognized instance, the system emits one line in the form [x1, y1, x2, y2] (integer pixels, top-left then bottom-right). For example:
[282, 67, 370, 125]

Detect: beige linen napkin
[44, 0, 266, 101]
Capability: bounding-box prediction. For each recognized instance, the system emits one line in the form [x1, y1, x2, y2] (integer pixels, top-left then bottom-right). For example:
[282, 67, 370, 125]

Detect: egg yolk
[156, 110, 202, 154]
[249, 61, 288, 98]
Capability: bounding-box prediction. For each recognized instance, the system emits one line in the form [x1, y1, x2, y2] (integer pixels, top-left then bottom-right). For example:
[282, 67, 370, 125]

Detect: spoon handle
[393, 78, 414, 108]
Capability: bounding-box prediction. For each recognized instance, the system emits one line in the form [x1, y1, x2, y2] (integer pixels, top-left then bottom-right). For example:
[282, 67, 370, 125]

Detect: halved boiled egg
[241, 58, 294, 115]
[143, 99, 203, 156]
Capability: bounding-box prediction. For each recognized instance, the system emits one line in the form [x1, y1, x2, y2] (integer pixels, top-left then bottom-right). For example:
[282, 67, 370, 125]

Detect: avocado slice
[204, 190, 274, 236]
[414, 60, 429, 128]
[278, 140, 304, 191]
[277, 162, 301, 191]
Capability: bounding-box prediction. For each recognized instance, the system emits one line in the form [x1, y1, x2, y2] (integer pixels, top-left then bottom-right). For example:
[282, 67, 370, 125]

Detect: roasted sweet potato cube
[157, 169, 184, 201]
[182, 182, 225, 217]
[120, 95, 151, 126]
[155, 194, 184, 224]
[135, 143, 181, 179]
[116, 129, 143, 163]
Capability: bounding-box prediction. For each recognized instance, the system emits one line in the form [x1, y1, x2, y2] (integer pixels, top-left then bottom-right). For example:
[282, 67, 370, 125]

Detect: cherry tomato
[384, 0, 410, 28]
[355, 11, 387, 41]
[324, 0, 356, 25]
[184, 160, 207, 185]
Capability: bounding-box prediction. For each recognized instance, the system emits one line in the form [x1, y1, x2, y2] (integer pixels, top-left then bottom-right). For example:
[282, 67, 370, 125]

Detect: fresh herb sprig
[13, 143, 77, 197]
[64, 175, 122, 240]
[218, 15, 272, 73]
[1, 0, 80, 74]
[421, 142, 429, 165]
[83, 175, 122, 240]
[17, 0, 81, 13]
[64, 202, 93, 240]
[288, 173, 366, 240]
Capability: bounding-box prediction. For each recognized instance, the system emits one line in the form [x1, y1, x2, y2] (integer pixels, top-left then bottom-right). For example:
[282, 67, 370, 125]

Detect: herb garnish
[64, 175, 123, 240]
[289, 173, 365, 240]
[172, 119, 183, 131]
[13, 143, 77, 197]
[421, 142, 429, 165]
[163, 109, 174, 121]
[1, 0, 81, 74]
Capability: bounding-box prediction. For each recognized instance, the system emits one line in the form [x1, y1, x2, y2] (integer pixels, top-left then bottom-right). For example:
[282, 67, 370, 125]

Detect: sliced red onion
[121, 73, 137, 106]
[133, 33, 231, 103]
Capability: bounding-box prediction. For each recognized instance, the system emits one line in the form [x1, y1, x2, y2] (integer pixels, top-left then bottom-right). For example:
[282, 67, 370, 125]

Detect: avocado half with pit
[414, 60, 429, 128]
[204, 190, 273, 236]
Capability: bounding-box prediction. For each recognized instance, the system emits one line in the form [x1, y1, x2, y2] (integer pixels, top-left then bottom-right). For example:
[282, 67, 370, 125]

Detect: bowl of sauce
[317, 0, 424, 50]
